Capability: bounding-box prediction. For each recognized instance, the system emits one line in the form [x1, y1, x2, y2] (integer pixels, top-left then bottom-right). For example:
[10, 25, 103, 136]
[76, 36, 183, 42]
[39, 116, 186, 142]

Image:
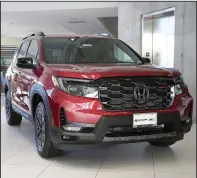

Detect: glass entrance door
[142, 8, 175, 67]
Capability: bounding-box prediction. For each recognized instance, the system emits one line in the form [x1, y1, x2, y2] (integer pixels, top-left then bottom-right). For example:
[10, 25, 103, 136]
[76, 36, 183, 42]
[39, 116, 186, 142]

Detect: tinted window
[44, 38, 73, 64]
[26, 40, 39, 64]
[44, 37, 142, 64]
[18, 41, 30, 58]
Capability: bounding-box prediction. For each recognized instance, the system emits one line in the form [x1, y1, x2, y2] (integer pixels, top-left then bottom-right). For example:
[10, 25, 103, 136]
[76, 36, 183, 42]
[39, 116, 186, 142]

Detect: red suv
[3, 32, 193, 158]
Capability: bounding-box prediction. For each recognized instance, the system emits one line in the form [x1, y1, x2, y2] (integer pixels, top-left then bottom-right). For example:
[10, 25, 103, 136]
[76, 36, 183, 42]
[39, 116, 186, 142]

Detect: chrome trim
[58, 77, 93, 83]
[64, 122, 95, 128]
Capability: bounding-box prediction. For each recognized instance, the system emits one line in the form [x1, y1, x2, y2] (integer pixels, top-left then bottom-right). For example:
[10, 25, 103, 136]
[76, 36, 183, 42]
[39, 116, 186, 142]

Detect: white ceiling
[1, 2, 118, 12]
[1, 2, 118, 37]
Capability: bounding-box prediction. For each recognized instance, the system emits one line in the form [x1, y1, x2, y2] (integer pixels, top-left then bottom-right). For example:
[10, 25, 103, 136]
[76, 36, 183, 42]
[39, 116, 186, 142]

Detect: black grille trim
[105, 124, 175, 137]
[60, 108, 67, 126]
[95, 76, 175, 111]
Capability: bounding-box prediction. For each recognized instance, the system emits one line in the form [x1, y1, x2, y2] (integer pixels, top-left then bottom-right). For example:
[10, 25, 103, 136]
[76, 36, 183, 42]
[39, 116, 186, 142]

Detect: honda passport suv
[3, 32, 193, 158]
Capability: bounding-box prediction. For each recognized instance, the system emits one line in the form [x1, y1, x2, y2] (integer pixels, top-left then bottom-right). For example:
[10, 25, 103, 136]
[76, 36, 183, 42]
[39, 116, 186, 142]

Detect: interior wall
[98, 17, 118, 38]
[1, 36, 22, 46]
[118, 2, 196, 120]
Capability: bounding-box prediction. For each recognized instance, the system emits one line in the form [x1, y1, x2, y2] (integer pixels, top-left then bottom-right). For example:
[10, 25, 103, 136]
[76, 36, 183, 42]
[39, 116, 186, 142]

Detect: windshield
[44, 37, 143, 65]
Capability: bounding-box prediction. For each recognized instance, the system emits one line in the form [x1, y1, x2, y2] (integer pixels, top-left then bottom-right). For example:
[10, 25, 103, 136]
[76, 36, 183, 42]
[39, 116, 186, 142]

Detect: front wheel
[149, 139, 176, 147]
[34, 102, 61, 158]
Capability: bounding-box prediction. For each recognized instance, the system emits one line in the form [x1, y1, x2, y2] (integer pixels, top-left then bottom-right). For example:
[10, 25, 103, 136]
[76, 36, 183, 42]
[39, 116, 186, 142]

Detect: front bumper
[50, 112, 192, 150]
[49, 87, 193, 126]
[48, 87, 193, 150]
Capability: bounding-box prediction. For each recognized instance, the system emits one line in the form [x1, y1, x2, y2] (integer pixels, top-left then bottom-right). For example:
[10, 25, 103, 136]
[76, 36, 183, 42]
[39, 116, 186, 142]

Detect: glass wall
[1, 45, 17, 93]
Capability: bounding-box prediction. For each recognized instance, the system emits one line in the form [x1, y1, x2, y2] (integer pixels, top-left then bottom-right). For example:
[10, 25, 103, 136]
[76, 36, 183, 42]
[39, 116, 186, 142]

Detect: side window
[26, 40, 39, 65]
[18, 41, 30, 58]
[114, 46, 133, 62]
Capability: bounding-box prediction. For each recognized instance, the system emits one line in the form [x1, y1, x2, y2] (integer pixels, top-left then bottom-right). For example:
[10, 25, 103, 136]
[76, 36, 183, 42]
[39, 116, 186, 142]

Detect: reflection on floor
[1, 97, 196, 178]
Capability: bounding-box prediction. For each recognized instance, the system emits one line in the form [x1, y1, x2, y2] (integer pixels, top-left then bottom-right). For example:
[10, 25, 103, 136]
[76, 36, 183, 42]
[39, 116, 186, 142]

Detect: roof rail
[23, 31, 45, 40]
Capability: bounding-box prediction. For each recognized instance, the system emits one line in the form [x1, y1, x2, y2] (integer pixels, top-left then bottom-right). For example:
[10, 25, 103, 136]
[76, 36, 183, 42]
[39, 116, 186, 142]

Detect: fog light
[63, 126, 81, 132]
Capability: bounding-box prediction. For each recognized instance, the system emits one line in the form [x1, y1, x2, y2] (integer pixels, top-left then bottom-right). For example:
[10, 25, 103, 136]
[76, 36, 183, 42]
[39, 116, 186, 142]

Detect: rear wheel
[34, 102, 61, 158]
[5, 90, 22, 125]
[149, 139, 176, 147]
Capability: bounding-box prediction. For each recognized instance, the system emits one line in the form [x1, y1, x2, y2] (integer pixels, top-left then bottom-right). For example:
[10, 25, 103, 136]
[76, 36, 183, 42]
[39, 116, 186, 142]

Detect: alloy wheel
[35, 107, 46, 152]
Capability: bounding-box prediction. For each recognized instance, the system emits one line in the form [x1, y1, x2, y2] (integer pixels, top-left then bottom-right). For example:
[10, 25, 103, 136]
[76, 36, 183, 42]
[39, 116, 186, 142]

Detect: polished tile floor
[1, 97, 196, 178]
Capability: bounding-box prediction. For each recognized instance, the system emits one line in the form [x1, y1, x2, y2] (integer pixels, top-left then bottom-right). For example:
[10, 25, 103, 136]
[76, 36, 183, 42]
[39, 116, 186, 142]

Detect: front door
[142, 7, 175, 68]
[20, 39, 40, 112]
[11, 40, 30, 110]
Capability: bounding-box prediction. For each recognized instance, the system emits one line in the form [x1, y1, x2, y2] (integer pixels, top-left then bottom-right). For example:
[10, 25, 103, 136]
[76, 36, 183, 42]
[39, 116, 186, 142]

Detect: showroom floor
[1, 96, 196, 178]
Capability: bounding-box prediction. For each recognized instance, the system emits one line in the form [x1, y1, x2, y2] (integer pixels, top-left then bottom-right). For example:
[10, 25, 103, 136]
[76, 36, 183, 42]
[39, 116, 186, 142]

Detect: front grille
[97, 77, 175, 111]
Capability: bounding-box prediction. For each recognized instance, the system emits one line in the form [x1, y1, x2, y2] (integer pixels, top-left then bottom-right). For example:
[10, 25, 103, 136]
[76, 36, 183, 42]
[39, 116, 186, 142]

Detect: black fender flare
[29, 83, 52, 122]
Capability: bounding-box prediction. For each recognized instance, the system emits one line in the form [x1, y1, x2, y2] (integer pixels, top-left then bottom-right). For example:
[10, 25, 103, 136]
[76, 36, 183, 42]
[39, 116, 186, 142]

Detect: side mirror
[16, 57, 35, 69]
[142, 57, 151, 64]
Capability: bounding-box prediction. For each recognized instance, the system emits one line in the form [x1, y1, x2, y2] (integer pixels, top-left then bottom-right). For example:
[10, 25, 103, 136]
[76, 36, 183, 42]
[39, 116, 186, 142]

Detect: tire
[149, 139, 176, 147]
[34, 102, 61, 158]
[5, 90, 22, 125]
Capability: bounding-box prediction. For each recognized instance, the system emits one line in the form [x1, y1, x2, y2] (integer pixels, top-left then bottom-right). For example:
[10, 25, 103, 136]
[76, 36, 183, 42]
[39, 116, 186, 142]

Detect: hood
[45, 63, 181, 80]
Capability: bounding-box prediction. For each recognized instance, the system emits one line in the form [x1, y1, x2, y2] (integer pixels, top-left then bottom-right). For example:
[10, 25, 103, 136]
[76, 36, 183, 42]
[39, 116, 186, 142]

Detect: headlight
[173, 74, 186, 96]
[52, 76, 98, 98]
[171, 84, 183, 99]
[174, 84, 183, 95]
